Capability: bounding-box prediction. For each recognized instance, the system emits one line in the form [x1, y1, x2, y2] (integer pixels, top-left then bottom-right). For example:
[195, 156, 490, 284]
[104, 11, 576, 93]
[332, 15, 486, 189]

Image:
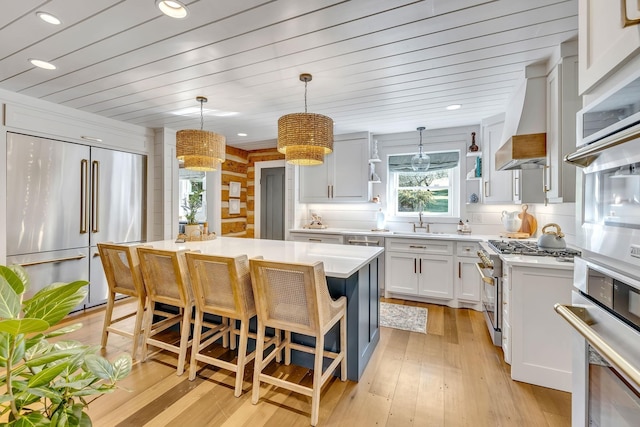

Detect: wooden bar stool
[137, 247, 196, 376]
[185, 253, 278, 397]
[97, 242, 147, 360]
[249, 259, 347, 426]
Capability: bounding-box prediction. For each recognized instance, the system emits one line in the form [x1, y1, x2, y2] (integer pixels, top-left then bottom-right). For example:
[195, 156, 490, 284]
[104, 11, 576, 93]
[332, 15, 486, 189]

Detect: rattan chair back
[185, 252, 255, 320]
[98, 242, 146, 298]
[137, 247, 193, 308]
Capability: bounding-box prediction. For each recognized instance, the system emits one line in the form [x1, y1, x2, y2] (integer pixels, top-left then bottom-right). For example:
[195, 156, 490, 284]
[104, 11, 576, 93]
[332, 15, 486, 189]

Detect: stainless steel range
[476, 240, 582, 347]
[487, 240, 581, 260]
[476, 248, 502, 346]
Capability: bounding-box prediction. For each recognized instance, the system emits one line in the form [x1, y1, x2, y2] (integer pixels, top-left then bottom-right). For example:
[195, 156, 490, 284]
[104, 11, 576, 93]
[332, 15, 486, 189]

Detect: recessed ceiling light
[29, 59, 57, 70]
[446, 104, 462, 110]
[237, 133, 247, 137]
[156, 0, 188, 18]
[36, 12, 61, 25]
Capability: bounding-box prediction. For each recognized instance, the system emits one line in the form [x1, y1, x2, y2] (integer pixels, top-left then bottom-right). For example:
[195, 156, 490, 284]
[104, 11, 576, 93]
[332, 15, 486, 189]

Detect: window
[178, 168, 206, 224]
[388, 151, 460, 218]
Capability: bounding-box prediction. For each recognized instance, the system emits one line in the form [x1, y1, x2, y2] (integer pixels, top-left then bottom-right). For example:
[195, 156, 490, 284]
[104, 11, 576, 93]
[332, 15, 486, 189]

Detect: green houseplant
[181, 186, 203, 226]
[0, 265, 132, 427]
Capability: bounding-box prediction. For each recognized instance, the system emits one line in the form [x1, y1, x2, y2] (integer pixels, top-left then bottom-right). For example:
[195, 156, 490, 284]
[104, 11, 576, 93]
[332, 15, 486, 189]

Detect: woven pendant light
[176, 96, 226, 172]
[277, 73, 333, 166]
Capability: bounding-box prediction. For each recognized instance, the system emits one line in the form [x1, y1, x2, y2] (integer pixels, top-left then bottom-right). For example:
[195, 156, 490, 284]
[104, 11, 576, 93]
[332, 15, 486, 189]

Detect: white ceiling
[0, 0, 578, 150]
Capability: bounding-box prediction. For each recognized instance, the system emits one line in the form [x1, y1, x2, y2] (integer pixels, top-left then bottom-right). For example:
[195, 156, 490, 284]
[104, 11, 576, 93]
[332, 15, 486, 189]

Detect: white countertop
[290, 228, 494, 242]
[145, 237, 383, 279]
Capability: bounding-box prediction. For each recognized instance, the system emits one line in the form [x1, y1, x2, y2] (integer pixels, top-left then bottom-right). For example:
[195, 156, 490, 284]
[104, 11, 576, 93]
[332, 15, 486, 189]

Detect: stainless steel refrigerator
[6, 132, 146, 307]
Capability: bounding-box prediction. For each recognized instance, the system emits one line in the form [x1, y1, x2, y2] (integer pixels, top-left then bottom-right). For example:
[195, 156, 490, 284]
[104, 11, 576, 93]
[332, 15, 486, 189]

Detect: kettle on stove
[537, 223, 567, 250]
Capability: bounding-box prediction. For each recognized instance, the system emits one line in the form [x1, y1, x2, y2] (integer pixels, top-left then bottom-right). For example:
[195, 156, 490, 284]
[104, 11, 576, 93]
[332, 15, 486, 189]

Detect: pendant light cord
[304, 79, 308, 113]
[200, 98, 204, 130]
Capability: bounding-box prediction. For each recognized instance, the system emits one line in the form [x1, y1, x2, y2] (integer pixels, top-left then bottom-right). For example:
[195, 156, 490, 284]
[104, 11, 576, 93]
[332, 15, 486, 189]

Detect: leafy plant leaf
[25, 350, 82, 368]
[84, 354, 112, 380]
[23, 281, 88, 326]
[0, 265, 25, 295]
[0, 276, 20, 319]
[27, 362, 69, 388]
[44, 323, 82, 338]
[0, 319, 49, 336]
[112, 354, 133, 381]
[0, 331, 11, 368]
[12, 411, 49, 427]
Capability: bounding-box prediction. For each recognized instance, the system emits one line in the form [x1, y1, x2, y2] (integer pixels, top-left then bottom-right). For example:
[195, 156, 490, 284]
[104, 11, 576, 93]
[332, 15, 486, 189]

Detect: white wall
[297, 124, 481, 234]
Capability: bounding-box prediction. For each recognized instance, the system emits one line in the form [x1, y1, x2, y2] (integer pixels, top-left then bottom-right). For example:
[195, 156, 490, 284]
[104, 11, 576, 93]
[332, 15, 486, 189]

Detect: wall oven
[555, 258, 640, 427]
[560, 68, 640, 426]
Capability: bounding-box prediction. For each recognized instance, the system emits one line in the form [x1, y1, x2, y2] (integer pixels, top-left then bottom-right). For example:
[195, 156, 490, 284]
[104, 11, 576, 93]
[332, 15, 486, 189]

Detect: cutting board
[518, 204, 538, 237]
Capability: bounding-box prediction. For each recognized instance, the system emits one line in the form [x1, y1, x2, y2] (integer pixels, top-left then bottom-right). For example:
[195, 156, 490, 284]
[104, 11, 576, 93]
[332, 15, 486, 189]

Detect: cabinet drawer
[289, 233, 343, 244]
[456, 241, 479, 257]
[386, 238, 453, 255]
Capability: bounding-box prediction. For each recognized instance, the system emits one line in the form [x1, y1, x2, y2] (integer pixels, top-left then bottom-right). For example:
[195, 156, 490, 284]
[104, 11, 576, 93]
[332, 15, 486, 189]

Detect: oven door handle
[565, 122, 640, 167]
[475, 263, 495, 285]
[554, 303, 640, 389]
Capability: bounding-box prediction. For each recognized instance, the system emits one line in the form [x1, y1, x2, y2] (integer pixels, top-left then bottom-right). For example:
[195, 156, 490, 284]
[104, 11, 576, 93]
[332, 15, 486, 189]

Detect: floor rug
[380, 302, 427, 334]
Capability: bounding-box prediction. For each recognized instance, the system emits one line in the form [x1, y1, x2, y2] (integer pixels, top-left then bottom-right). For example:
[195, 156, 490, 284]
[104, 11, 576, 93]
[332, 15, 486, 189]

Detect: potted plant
[181, 187, 204, 238]
[0, 265, 131, 427]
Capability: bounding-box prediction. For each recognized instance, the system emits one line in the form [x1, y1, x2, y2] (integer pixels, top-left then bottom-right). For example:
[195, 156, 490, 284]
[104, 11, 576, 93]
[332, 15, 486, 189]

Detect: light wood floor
[60, 297, 571, 426]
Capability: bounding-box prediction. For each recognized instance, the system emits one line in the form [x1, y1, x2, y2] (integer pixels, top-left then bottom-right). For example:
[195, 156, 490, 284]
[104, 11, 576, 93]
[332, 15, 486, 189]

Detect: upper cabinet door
[481, 114, 513, 203]
[298, 134, 370, 203]
[579, 0, 640, 94]
[332, 137, 369, 201]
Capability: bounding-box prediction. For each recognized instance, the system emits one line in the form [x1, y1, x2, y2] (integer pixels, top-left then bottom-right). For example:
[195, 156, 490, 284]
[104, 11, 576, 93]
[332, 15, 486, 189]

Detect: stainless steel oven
[561, 68, 640, 427]
[344, 234, 385, 292]
[555, 257, 640, 427]
[476, 245, 502, 346]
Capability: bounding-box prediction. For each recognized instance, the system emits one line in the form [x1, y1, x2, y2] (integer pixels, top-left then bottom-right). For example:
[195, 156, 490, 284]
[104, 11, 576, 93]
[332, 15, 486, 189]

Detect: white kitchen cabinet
[385, 238, 453, 300]
[289, 231, 343, 244]
[502, 265, 512, 364]
[512, 169, 545, 204]
[545, 52, 580, 203]
[578, 0, 640, 94]
[480, 113, 513, 203]
[299, 134, 369, 203]
[4, 103, 148, 153]
[504, 263, 574, 392]
[455, 242, 481, 303]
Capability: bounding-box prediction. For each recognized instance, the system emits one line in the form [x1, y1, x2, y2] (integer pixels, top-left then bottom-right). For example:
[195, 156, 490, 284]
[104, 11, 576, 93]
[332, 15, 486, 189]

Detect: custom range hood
[495, 64, 547, 171]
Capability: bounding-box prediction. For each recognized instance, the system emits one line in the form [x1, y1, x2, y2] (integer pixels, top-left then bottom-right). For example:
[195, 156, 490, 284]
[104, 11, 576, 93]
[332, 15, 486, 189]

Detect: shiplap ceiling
[1, 0, 578, 150]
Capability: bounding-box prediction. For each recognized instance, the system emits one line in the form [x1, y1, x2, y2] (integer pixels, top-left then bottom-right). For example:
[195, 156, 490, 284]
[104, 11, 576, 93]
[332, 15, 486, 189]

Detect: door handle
[419, 258, 422, 274]
[483, 181, 489, 198]
[91, 160, 100, 233]
[555, 303, 640, 389]
[458, 261, 461, 278]
[19, 254, 87, 267]
[80, 159, 89, 234]
[414, 258, 416, 274]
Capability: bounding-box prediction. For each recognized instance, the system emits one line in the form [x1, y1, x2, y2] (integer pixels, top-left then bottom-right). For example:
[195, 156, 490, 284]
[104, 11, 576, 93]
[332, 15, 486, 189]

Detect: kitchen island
[144, 237, 383, 381]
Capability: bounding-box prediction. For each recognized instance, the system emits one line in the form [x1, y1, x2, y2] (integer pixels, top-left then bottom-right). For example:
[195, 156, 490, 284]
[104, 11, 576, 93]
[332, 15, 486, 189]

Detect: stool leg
[101, 292, 116, 349]
[188, 308, 204, 381]
[251, 321, 266, 405]
[234, 319, 249, 397]
[340, 313, 347, 381]
[310, 333, 324, 427]
[176, 304, 193, 376]
[130, 297, 146, 360]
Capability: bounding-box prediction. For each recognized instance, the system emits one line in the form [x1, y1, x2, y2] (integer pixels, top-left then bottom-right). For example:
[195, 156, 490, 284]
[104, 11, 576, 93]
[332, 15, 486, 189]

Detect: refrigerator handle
[92, 160, 100, 233]
[80, 159, 89, 234]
